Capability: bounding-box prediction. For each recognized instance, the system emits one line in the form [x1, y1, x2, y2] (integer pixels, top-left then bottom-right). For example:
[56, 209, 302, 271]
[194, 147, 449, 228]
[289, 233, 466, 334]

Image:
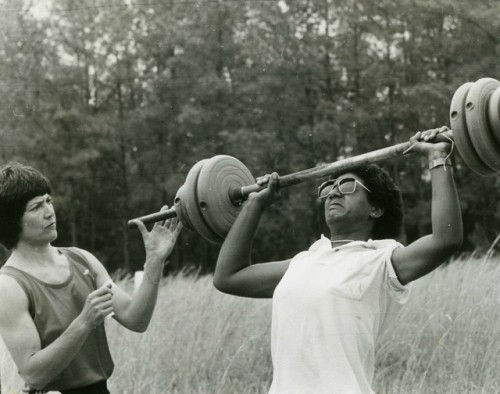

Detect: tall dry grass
[3, 257, 500, 393]
[106, 275, 273, 394]
[373, 256, 500, 393]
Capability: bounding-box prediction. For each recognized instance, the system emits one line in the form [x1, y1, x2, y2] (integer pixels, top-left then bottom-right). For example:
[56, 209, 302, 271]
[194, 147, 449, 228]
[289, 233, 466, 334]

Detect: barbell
[128, 77, 500, 243]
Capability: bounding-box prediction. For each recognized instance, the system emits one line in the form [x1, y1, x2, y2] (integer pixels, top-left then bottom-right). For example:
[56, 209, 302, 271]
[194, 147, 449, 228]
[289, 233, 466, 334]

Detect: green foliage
[1, 0, 499, 271]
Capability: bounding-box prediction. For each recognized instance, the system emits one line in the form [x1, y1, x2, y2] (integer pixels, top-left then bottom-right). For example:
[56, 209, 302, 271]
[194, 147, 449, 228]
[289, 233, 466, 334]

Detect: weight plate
[450, 82, 496, 176]
[182, 159, 223, 244]
[196, 155, 255, 238]
[488, 86, 500, 145]
[174, 185, 195, 233]
[465, 77, 500, 173]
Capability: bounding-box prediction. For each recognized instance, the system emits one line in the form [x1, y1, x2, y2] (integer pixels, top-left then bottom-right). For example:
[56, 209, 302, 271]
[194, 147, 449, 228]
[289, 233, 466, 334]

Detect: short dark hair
[0, 163, 51, 249]
[350, 164, 403, 240]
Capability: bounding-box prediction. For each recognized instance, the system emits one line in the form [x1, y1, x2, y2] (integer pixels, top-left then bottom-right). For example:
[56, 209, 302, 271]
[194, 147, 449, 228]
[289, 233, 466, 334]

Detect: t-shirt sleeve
[384, 244, 411, 304]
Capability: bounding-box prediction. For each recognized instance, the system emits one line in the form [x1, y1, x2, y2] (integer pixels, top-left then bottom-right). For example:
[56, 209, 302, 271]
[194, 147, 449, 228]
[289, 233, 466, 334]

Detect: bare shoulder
[71, 248, 111, 285]
[72, 247, 99, 263]
[0, 274, 29, 318]
[72, 248, 105, 271]
[0, 273, 26, 295]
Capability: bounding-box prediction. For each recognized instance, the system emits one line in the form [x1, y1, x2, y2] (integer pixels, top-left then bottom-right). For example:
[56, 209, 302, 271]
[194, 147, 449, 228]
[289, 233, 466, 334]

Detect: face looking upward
[19, 194, 57, 246]
[320, 173, 383, 232]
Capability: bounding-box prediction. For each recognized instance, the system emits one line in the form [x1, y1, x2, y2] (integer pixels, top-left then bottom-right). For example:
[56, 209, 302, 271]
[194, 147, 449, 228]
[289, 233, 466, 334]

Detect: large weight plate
[174, 185, 195, 233]
[182, 160, 223, 244]
[488, 86, 500, 145]
[197, 155, 255, 238]
[449, 82, 496, 176]
[465, 77, 500, 172]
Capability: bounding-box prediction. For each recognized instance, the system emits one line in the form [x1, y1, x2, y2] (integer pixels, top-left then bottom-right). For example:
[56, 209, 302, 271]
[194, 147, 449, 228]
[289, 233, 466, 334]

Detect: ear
[369, 206, 384, 219]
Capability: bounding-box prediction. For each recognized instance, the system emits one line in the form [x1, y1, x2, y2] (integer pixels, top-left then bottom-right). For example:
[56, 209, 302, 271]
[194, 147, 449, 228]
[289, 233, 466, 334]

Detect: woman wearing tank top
[214, 127, 463, 393]
[0, 163, 182, 394]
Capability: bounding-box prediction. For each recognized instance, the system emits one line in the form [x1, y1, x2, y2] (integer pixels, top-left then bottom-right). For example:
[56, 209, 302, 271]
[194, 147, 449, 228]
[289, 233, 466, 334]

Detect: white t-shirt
[269, 236, 410, 394]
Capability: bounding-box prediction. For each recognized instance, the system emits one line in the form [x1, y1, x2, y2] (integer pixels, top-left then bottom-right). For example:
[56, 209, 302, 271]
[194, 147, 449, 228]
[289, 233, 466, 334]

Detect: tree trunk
[117, 78, 131, 271]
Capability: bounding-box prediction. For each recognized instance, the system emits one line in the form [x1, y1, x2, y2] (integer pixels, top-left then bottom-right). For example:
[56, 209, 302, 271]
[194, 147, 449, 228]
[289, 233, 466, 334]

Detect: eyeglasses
[317, 177, 371, 199]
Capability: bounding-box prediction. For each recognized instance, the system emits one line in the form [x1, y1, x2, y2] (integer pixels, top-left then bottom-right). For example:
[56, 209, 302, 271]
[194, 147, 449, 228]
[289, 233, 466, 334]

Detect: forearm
[117, 256, 163, 332]
[429, 159, 463, 249]
[23, 317, 91, 389]
[213, 198, 264, 288]
[108, 215, 182, 332]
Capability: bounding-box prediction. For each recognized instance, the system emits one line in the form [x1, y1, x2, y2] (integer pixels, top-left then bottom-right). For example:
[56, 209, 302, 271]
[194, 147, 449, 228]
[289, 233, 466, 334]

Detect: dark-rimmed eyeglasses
[317, 177, 371, 199]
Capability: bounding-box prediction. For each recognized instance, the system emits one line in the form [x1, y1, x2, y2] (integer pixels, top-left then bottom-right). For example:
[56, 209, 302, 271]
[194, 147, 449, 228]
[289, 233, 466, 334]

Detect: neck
[328, 219, 374, 242]
[330, 238, 356, 243]
[329, 231, 371, 244]
[12, 242, 56, 266]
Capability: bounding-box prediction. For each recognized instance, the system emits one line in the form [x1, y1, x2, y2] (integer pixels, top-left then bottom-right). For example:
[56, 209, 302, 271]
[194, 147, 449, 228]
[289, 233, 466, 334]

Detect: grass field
[3, 256, 500, 393]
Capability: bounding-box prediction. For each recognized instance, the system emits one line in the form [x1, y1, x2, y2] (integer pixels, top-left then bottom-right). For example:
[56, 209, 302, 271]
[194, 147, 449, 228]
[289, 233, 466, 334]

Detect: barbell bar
[127, 77, 500, 243]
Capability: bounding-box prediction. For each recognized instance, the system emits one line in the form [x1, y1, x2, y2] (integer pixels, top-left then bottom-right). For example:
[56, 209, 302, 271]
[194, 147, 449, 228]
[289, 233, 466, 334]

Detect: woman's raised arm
[392, 127, 463, 285]
[213, 173, 290, 298]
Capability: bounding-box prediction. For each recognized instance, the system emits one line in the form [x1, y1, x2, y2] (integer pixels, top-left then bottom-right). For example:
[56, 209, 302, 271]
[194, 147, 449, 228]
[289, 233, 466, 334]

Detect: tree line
[0, 0, 499, 274]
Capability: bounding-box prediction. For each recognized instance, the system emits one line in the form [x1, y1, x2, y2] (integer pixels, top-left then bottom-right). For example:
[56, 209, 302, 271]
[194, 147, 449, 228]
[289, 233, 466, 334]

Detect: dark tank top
[0, 247, 114, 391]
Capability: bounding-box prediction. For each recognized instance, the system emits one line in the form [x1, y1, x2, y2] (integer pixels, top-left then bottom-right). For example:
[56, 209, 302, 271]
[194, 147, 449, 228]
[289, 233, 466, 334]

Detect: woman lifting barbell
[0, 163, 182, 394]
[213, 126, 463, 394]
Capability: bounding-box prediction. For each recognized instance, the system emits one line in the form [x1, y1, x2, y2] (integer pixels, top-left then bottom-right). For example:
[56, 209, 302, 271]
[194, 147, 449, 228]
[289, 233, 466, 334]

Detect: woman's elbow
[213, 275, 228, 293]
[119, 316, 150, 333]
[449, 230, 463, 250]
[213, 273, 238, 295]
[22, 370, 51, 390]
[440, 235, 463, 257]
[127, 320, 150, 333]
[130, 324, 148, 333]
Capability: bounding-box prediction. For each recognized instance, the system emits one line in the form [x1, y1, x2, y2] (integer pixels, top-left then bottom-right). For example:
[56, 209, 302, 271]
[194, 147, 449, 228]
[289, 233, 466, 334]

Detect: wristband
[429, 157, 452, 170]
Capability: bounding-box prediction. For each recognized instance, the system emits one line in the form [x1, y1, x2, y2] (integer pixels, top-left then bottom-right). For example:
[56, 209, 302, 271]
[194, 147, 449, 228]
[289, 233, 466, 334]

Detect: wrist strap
[429, 157, 452, 170]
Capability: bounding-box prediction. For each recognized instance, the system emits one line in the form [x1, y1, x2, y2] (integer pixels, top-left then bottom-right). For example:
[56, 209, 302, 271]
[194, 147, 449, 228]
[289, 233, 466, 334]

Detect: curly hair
[349, 164, 403, 240]
[0, 162, 51, 249]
